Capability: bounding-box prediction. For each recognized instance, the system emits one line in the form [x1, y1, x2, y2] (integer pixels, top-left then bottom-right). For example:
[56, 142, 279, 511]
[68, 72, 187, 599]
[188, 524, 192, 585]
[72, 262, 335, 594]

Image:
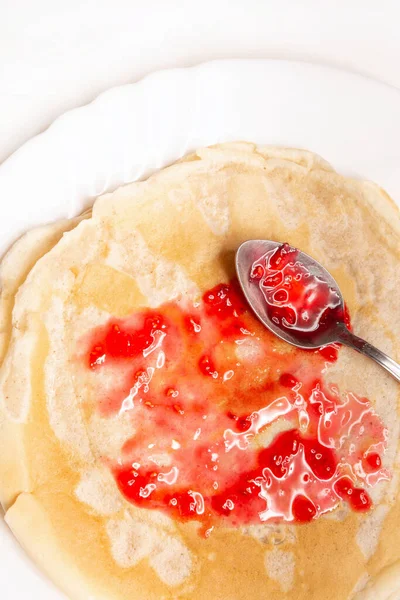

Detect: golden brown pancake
[0, 143, 399, 600]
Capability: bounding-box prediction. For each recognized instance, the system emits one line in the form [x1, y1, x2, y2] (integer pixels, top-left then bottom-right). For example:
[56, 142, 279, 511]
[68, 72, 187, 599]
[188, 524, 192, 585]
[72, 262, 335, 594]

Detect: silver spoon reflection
[235, 240, 400, 383]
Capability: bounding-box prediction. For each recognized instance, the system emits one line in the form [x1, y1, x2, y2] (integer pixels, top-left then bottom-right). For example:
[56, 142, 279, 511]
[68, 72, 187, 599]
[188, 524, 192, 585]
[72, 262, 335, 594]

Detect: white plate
[0, 59, 399, 599]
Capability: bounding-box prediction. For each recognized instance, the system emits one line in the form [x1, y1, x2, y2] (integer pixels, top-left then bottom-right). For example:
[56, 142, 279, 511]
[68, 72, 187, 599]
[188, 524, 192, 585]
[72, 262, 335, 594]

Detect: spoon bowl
[235, 239, 400, 383]
[235, 239, 343, 349]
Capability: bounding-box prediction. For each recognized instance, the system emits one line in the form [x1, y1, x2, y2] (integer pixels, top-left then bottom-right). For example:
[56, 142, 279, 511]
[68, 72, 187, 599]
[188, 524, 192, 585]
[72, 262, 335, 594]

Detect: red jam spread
[85, 279, 389, 533]
[250, 243, 350, 341]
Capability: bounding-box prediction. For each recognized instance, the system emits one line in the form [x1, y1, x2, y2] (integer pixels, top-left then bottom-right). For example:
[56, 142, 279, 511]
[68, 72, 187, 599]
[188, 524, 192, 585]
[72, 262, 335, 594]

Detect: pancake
[0, 142, 399, 600]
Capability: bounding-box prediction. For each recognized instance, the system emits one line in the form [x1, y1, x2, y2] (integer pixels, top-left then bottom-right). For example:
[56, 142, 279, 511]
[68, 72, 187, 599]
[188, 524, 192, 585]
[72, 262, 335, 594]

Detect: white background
[1, 1, 400, 598]
[2, 0, 400, 165]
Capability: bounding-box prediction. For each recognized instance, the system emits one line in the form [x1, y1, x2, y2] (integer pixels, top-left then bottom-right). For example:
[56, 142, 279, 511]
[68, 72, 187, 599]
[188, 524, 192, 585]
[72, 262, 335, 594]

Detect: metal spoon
[235, 239, 400, 383]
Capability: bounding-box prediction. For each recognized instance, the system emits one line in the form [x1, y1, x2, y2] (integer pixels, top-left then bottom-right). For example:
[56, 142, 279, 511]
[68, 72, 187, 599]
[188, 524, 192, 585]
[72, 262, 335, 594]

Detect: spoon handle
[336, 323, 400, 383]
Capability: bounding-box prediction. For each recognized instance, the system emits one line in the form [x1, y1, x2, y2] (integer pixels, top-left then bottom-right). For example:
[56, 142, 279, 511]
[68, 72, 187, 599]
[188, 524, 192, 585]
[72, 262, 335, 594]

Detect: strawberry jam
[250, 243, 350, 341]
[84, 279, 389, 531]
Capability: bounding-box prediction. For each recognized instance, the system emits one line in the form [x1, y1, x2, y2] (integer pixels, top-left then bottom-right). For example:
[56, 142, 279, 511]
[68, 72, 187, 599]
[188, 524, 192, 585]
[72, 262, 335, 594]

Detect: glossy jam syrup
[85, 280, 389, 530]
[250, 243, 350, 340]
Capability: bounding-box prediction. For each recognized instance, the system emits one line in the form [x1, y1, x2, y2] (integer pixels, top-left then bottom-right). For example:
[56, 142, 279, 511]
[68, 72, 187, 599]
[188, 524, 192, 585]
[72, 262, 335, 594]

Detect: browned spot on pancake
[294, 515, 364, 600]
[329, 266, 358, 314]
[26, 320, 82, 489]
[225, 171, 312, 252]
[31, 490, 169, 600]
[134, 195, 227, 289]
[180, 523, 285, 600]
[369, 500, 400, 578]
[73, 263, 146, 317]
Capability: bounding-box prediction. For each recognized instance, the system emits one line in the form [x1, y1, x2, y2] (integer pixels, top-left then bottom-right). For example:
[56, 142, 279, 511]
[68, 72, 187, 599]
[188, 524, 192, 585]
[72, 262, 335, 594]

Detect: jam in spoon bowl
[235, 240, 400, 383]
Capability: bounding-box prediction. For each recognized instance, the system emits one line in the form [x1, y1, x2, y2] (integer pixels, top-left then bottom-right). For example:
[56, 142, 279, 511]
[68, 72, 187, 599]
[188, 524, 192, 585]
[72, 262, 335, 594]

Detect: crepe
[0, 142, 399, 600]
